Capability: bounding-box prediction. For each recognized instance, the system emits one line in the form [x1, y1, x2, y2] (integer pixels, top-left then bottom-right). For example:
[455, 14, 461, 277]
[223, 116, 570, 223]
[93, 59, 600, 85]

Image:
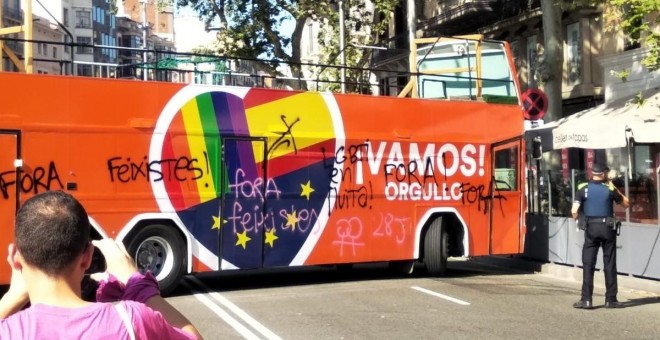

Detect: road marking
[187, 276, 283, 340]
[411, 286, 471, 306]
[182, 281, 260, 340]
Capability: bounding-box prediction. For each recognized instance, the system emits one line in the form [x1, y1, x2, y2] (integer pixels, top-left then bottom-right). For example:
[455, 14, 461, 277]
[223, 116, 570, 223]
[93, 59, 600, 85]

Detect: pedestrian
[0, 190, 203, 339]
[571, 163, 629, 309]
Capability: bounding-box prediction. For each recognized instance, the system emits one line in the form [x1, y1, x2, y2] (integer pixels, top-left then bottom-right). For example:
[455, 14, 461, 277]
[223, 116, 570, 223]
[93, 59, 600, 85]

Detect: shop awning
[527, 87, 660, 150]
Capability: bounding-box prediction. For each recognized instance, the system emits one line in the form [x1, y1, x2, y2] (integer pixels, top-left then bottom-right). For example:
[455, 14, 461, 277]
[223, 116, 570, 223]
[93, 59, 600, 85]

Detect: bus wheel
[424, 217, 448, 276]
[126, 224, 186, 296]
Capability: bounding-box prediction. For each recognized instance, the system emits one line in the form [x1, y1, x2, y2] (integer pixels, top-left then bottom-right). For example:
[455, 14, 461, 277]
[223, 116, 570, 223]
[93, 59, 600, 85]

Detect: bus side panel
[1, 72, 526, 277]
[302, 94, 522, 264]
[10, 75, 187, 235]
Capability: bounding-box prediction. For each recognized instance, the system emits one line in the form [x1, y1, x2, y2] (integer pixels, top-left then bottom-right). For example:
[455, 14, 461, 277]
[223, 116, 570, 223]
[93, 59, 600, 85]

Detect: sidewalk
[473, 255, 660, 296]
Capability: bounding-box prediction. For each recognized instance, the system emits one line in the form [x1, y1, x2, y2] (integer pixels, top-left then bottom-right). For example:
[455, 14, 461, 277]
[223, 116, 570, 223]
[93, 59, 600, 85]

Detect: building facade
[120, 0, 174, 42]
[32, 13, 65, 75]
[1, 0, 26, 72]
[91, 0, 117, 77]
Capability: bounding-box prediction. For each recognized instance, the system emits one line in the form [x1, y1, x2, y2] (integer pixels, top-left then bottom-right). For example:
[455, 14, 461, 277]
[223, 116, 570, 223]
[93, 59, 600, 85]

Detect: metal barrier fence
[525, 166, 660, 280]
[532, 168, 658, 225]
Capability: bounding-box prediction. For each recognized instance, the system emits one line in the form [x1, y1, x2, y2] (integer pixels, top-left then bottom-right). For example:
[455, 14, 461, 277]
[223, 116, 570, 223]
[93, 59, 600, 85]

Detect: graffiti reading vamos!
[0, 161, 63, 199]
[325, 141, 488, 203]
[374, 141, 486, 202]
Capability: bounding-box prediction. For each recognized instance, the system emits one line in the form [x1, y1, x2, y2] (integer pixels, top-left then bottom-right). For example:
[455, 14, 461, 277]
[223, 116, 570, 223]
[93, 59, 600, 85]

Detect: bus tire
[126, 224, 186, 296]
[424, 217, 448, 276]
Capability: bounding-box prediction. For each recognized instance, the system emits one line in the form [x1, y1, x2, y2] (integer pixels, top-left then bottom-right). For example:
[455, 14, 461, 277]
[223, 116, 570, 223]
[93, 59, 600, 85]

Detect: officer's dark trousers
[581, 221, 618, 302]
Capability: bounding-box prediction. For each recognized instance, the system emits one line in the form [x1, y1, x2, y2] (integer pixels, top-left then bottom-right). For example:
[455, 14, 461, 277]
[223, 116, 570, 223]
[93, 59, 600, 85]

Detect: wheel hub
[136, 238, 165, 275]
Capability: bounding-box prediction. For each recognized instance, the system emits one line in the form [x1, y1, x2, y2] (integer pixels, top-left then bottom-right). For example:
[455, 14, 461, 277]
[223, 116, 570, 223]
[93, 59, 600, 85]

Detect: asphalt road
[165, 260, 660, 340]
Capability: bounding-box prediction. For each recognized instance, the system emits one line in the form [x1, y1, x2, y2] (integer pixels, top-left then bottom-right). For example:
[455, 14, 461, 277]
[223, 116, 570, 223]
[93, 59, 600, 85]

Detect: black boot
[573, 300, 593, 309]
[605, 300, 624, 309]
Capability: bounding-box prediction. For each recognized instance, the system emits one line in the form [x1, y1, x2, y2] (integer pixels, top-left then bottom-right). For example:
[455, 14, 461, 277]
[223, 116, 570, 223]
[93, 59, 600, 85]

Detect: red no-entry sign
[521, 88, 548, 120]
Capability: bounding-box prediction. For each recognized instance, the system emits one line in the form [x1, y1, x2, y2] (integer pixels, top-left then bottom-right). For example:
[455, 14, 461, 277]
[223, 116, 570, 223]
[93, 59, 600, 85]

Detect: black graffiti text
[459, 178, 508, 214]
[107, 156, 204, 183]
[0, 161, 63, 199]
[383, 157, 438, 187]
[322, 142, 374, 212]
[331, 181, 373, 210]
[267, 115, 300, 158]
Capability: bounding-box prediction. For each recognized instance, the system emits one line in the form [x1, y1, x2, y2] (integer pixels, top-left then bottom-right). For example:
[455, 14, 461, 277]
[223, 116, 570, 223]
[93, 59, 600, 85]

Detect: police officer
[572, 163, 629, 309]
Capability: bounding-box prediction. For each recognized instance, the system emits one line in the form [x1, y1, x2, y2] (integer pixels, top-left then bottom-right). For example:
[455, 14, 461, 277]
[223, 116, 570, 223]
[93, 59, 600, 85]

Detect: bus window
[417, 40, 517, 100]
[494, 145, 518, 191]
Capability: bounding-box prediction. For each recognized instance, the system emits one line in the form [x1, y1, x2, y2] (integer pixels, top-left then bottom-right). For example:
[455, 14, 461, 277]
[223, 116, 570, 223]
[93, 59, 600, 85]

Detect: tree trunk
[540, 0, 563, 123]
[539, 0, 563, 172]
[290, 16, 308, 91]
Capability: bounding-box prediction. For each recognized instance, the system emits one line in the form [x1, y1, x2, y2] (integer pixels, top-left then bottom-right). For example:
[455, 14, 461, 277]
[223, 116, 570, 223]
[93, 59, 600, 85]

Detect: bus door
[0, 130, 20, 283]
[219, 137, 267, 269]
[489, 138, 522, 254]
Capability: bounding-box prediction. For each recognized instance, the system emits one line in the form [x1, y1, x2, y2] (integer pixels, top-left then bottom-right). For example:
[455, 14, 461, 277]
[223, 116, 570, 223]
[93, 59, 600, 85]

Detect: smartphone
[81, 233, 107, 302]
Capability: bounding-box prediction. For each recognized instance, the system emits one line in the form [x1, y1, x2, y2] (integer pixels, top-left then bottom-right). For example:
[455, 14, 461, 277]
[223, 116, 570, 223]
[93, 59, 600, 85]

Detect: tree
[313, 0, 398, 93]
[176, 0, 397, 92]
[602, 0, 660, 71]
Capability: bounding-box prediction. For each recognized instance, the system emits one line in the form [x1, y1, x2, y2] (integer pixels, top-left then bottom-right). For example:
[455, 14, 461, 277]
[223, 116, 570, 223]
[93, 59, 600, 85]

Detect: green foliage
[314, 0, 399, 93]
[177, 0, 289, 61]
[603, 0, 660, 71]
[633, 91, 646, 106]
[157, 0, 174, 12]
[571, 0, 660, 71]
[609, 68, 630, 81]
[482, 95, 519, 105]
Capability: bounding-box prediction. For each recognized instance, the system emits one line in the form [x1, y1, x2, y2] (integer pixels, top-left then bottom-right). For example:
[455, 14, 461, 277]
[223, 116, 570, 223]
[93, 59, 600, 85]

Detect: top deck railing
[0, 36, 518, 104]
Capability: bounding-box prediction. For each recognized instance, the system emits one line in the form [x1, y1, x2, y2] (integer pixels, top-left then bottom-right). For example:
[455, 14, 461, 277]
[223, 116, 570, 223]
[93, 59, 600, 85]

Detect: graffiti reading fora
[0, 161, 63, 199]
[459, 178, 508, 214]
[229, 168, 282, 201]
[224, 168, 321, 236]
[107, 156, 204, 183]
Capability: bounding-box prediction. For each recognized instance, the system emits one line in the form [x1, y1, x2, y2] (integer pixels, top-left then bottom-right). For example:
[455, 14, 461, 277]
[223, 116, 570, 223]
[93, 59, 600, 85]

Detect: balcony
[423, 0, 540, 36]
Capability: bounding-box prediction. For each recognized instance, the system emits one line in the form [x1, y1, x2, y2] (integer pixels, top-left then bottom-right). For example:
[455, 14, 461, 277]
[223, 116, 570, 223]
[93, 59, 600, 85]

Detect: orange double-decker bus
[0, 37, 525, 293]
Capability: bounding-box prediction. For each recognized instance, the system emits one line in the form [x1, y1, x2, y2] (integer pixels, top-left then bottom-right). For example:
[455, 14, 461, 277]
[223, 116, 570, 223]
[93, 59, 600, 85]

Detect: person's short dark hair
[15, 191, 90, 276]
[592, 163, 608, 175]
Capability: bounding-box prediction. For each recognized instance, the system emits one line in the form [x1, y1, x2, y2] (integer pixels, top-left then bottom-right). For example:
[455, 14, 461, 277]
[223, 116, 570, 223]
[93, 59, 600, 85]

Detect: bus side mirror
[531, 137, 542, 159]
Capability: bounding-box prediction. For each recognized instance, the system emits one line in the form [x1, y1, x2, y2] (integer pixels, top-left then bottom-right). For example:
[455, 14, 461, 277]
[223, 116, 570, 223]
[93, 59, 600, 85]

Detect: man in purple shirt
[0, 190, 202, 339]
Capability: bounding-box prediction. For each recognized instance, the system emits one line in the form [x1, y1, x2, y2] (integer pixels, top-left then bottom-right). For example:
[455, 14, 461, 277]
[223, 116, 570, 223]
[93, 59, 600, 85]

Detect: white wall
[599, 48, 660, 104]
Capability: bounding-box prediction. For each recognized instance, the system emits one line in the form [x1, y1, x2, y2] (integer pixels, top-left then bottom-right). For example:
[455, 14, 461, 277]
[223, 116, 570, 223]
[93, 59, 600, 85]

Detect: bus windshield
[416, 40, 517, 102]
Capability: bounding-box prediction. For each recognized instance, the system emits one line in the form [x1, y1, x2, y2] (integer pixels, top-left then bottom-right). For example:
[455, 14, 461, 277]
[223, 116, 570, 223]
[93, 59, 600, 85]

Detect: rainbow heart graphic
[150, 86, 344, 269]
